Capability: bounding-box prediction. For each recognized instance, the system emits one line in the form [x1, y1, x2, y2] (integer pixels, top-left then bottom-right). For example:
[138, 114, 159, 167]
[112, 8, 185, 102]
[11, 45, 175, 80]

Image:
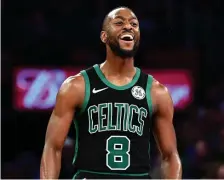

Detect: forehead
[108, 8, 137, 20]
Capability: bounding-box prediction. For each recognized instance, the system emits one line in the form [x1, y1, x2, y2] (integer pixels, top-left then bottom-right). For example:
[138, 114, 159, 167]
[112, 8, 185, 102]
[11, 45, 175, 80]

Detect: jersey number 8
[106, 136, 130, 170]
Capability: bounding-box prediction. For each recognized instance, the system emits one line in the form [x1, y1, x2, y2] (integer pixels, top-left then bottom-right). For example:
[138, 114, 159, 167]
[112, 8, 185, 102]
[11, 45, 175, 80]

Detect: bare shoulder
[57, 73, 85, 108]
[151, 78, 169, 97]
[151, 78, 173, 112]
[60, 73, 84, 93]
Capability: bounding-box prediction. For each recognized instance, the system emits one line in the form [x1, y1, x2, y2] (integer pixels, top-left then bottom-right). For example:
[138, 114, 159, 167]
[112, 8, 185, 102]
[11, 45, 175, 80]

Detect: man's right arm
[40, 75, 84, 179]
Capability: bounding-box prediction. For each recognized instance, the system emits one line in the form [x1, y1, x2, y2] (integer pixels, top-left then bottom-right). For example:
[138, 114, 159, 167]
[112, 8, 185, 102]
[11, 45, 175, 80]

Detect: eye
[131, 22, 138, 27]
[115, 21, 123, 25]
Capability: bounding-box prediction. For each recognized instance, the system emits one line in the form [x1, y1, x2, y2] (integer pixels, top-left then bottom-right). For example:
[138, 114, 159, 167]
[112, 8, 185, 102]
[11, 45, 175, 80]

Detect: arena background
[1, 0, 224, 178]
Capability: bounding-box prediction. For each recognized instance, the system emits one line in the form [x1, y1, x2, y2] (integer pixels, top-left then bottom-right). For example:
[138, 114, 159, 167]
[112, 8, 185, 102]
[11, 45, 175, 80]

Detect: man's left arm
[151, 80, 182, 179]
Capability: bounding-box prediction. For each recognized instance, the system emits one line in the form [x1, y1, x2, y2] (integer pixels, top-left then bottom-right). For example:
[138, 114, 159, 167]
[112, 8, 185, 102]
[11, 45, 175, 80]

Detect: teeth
[121, 34, 133, 40]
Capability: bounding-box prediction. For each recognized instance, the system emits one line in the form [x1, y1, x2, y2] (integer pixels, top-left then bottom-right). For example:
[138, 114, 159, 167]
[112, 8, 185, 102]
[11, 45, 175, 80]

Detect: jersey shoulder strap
[78, 66, 95, 114]
[140, 70, 153, 118]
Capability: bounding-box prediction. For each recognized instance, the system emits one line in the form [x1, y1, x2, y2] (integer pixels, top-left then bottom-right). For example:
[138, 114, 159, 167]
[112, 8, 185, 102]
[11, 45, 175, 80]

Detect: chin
[118, 49, 135, 58]
[108, 41, 138, 58]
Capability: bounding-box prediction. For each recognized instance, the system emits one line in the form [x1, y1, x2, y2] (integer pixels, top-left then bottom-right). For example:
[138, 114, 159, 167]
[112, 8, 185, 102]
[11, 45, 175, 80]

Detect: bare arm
[40, 75, 84, 179]
[151, 80, 182, 179]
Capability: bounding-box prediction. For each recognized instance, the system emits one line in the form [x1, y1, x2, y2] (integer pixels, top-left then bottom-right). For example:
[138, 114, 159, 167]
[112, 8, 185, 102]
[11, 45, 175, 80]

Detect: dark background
[1, 0, 224, 178]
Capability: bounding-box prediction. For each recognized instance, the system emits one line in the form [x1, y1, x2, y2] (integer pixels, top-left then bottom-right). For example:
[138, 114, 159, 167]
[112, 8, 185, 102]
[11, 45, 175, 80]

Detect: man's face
[102, 8, 140, 58]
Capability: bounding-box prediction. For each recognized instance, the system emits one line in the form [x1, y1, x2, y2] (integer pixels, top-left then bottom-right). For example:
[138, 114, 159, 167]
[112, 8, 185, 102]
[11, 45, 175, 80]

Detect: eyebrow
[114, 16, 137, 21]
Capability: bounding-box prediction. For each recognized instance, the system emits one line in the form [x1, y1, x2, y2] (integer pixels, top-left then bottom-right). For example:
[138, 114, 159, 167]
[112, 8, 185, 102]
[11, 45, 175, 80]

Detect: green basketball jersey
[73, 64, 153, 177]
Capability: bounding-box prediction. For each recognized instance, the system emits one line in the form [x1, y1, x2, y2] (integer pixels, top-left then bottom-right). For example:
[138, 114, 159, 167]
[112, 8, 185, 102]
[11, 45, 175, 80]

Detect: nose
[123, 22, 132, 30]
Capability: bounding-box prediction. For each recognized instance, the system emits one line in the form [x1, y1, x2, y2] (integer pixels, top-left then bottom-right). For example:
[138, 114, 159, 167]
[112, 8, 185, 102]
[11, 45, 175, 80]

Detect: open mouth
[120, 34, 134, 41]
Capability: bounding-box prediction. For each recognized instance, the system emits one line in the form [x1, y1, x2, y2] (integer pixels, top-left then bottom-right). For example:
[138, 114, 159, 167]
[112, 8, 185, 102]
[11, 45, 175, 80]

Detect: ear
[100, 31, 107, 43]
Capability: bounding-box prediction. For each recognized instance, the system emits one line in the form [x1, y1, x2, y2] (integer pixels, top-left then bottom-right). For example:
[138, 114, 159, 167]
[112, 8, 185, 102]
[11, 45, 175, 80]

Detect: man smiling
[40, 7, 182, 179]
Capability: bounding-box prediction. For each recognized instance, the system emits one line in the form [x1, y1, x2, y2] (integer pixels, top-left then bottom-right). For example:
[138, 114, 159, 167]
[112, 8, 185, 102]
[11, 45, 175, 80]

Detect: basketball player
[40, 7, 182, 179]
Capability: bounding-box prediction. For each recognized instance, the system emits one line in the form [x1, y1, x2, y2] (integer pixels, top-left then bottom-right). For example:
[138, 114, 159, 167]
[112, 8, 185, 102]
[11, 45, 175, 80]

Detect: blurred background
[1, 0, 224, 179]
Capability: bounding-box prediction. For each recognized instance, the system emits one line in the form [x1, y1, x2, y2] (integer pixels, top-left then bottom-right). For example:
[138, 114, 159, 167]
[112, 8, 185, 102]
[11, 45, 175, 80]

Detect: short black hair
[102, 6, 134, 31]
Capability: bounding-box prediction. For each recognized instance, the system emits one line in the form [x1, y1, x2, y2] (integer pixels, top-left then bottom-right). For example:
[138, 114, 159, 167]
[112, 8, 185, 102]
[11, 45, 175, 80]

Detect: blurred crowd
[1, 0, 224, 179]
[151, 81, 224, 179]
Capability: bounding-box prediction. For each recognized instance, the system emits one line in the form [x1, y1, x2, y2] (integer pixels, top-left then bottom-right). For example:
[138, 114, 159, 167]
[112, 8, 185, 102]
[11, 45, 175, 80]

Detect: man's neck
[101, 52, 136, 77]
